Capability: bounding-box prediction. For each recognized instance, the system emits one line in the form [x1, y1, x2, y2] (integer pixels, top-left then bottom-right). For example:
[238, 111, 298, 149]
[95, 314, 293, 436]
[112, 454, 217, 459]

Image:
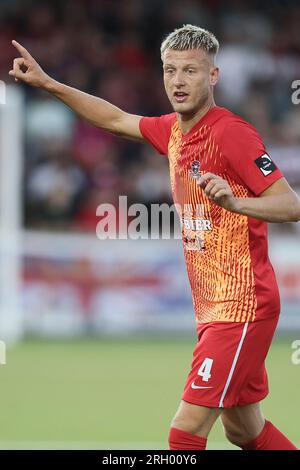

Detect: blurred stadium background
[0, 0, 299, 450]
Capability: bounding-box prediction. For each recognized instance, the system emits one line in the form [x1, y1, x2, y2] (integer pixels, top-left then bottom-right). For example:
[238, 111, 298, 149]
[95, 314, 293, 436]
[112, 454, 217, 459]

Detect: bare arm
[44, 80, 143, 140]
[235, 178, 300, 223]
[9, 40, 144, 141]
[197, 173, 300, 223]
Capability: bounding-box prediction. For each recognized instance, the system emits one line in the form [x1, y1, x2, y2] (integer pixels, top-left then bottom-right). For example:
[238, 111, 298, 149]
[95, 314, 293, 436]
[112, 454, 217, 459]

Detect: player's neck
[177, 99, 216, 135]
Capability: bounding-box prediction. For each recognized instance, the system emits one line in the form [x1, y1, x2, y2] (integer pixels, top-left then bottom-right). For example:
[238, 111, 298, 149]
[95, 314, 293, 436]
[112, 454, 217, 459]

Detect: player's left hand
[197, 172, 237, 212]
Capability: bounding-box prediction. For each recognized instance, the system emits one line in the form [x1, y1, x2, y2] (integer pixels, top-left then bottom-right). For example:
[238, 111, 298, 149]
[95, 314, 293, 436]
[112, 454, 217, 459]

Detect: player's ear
[210, 67, 219, 86]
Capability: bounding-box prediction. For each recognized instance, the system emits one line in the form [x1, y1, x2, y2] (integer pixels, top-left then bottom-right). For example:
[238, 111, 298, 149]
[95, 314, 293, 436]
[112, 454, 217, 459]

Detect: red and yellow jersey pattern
[140, 106, 283, 324]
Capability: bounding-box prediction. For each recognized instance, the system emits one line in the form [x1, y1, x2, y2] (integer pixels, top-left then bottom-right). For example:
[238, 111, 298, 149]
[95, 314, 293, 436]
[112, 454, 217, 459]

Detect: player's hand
[9, 40, 52, 89]
[197, 172, 238, 212]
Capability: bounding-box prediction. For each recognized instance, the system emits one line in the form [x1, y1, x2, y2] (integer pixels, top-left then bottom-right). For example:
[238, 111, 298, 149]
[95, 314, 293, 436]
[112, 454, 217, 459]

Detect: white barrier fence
[16, 230, 300, 337]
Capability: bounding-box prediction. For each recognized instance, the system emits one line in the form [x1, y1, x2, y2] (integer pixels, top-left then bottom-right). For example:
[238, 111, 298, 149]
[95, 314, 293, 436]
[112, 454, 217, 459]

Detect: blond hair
[161, 24, 219, 60]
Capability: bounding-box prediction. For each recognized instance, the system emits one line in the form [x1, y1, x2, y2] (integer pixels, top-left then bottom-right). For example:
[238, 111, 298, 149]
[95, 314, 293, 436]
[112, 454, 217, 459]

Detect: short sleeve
[222, 120, 284, 195]
[139, 113, 176, 156]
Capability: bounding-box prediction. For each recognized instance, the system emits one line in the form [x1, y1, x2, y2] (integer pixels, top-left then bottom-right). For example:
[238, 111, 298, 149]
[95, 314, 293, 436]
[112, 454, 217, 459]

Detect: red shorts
[182, 316, 279, 408]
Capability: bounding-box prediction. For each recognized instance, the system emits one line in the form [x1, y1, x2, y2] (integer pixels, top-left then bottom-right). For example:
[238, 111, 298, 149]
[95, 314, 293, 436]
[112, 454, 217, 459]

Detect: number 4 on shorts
[197, 357, 213, 382]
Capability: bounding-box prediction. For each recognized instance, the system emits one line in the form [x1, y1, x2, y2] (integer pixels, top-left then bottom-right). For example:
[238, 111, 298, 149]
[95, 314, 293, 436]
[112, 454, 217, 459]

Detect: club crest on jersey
[189, 160, 201, 179]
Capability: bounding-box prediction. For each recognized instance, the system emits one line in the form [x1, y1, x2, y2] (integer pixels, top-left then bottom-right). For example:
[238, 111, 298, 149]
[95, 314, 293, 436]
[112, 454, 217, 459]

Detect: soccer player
[10, 25, 300, 450]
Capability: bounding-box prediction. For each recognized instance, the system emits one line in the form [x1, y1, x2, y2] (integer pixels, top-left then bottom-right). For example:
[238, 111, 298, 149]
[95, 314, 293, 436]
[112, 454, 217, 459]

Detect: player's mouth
[174, 91, 189, 103]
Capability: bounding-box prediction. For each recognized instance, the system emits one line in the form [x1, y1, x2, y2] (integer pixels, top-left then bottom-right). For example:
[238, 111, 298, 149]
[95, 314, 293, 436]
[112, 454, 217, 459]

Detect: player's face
[162, 48, 219, 116]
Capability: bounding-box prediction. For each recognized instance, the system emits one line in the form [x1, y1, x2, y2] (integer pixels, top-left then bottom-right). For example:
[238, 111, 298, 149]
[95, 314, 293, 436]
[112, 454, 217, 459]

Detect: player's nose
[173, 71, 186, 87]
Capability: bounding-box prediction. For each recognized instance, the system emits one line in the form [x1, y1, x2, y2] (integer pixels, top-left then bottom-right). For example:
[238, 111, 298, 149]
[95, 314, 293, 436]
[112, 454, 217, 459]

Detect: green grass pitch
[0, 337, 298, 449]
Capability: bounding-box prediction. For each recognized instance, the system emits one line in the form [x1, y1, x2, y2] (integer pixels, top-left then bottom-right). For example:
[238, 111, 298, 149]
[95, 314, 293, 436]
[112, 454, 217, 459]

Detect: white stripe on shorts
[218, 322, 249, 408]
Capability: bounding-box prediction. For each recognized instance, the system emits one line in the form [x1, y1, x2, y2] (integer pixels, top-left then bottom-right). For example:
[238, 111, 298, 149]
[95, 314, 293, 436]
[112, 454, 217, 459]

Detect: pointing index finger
[12, 40, 32, 60]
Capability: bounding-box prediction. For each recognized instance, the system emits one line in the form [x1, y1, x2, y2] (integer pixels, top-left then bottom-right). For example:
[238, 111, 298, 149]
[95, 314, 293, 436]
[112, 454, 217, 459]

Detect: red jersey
[139, 106, 283, 324]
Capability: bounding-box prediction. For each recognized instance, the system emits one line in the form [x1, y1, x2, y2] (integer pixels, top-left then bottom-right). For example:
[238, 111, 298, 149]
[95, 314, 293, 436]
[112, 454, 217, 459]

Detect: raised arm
[9, 40, 144, 141]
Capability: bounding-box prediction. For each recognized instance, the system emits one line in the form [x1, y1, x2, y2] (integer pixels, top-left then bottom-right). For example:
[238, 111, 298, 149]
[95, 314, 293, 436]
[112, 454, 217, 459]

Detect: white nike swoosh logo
[191, 382, 213, 390]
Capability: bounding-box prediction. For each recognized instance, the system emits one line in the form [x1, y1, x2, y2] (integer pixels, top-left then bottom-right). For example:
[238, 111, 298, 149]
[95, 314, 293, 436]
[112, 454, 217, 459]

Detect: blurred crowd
[0, 0, 300, 233]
